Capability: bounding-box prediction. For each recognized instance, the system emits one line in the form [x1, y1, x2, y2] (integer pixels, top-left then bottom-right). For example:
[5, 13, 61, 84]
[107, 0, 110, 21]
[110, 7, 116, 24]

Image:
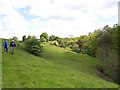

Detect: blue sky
[0, 0, 119, 40]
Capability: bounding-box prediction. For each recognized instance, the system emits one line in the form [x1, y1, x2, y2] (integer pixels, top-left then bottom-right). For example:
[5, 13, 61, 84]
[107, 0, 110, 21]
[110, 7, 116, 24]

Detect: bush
[96, 47, 119, 84]
[40, 36, 47, 43]
[96, 47, 106, 73]
[103, 49, 118, 83]
[57, 38, 68, 48]
[71, 43, 80, 53]
[24, 38, 43, 56]
[53, 41, 59, 46]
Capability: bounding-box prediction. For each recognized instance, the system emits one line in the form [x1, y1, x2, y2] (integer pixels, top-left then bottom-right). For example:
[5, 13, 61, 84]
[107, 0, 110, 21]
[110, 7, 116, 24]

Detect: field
[1, 40, 118, 88]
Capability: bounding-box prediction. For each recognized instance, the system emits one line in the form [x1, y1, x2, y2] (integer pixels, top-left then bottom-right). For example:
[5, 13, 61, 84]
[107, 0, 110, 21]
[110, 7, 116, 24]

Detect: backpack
[4, 42, 8, 48]
[10, 42, 16, 47]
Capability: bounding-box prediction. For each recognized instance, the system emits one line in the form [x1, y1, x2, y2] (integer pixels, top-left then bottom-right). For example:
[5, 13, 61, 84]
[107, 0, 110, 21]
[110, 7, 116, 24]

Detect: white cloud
[0, 2, 29, 39]
[0, 0, 119, 40]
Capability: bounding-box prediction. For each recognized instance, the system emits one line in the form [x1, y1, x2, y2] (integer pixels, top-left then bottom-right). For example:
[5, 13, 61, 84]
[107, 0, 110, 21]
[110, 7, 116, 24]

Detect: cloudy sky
[0, 0, 119, 40]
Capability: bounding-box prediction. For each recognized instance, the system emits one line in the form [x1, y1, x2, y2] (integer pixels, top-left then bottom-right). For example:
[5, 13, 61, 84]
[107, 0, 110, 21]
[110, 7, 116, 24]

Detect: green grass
[41, 43, 98, 77]
[2, 41, 118, 88]
[0, 39, 2, 89]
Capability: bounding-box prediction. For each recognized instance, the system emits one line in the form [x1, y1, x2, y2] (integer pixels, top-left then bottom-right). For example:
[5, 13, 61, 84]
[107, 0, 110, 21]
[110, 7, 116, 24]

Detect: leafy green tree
[77, 35, 88, 53]
[40, 32, 48, 42]
[95, 25, 119, 84]
[98, 32, 112, 56]
[49, 35, 59, 41]
[112, 26, 118, 50]
[84, 30, 103, 56]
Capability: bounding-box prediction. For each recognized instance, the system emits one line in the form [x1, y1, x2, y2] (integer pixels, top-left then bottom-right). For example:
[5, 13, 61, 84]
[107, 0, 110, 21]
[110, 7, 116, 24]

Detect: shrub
[40, 36, 47, 44]
[53, 41, 59, 46]
[24, 38, 43, 56]
[57, 38, 68, 48]
[103, 49, 118, 83]
[71, 43, 80, 53]
[96, 47, 119, 83]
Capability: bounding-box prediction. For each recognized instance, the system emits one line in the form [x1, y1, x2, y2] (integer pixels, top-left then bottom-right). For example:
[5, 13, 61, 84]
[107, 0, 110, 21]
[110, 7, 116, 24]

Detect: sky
[0, 0, 119, 40]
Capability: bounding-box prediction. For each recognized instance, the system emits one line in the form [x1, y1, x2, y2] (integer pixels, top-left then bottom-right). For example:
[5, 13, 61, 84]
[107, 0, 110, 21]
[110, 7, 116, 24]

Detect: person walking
[2, 39, 9, 54]
[10, 40, 16, 54]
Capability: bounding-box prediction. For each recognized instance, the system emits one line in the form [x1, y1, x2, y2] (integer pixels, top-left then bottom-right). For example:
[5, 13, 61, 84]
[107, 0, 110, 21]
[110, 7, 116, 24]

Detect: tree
[22, 35, 26, 41]
[102, 25, 109, 32]
[95, 25, 119, 84]
[84, 30, 103, 56]
[40, 32, 48, 42]
[112, 26, 118, 50]
[77, 35, 88, 53]
[49, 35, 59, 41]
[98, 32, 112, 56]
[12, 36, 18, 41]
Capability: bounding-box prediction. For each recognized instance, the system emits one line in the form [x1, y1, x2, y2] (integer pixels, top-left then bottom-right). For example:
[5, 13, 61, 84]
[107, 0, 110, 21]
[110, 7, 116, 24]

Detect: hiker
[2, 39, 9, 54]
[10, 40, 16, 54]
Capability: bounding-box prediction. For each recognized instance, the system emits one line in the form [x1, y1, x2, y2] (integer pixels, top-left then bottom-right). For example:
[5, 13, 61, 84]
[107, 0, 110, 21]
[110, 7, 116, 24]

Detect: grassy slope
[2, 41, 118, 88]
[0, 39, 2, 89]
[41, 43, 98, 77]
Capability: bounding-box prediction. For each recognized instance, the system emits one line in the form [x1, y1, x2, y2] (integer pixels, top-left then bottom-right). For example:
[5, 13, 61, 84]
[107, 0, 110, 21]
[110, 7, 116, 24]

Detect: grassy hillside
[0, 39, 2, 89]
[2, 41, 118, 88]
[41, 43, 98, 77]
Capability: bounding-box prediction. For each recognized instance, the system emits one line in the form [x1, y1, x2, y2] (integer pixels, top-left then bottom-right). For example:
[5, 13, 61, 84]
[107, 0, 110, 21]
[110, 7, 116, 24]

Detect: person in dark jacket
[10, 40, 16, 54]
[2, 39, 9, 54]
